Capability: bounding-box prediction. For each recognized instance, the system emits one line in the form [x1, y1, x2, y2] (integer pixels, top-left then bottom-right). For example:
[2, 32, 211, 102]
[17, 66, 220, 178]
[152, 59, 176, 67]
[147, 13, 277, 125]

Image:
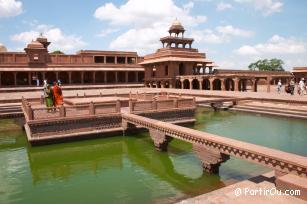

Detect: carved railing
[122, 113, 307, 177]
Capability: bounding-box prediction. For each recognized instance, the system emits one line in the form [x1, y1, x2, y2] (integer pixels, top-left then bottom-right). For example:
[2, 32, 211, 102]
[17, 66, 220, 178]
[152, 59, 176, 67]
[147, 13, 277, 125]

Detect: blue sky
[1, 0, 307, 70]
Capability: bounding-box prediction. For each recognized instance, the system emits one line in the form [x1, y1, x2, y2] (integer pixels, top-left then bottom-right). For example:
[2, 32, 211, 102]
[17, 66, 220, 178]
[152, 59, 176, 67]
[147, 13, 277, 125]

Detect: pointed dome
[169, 19, 185, 34]
[0, 43, 7, 52]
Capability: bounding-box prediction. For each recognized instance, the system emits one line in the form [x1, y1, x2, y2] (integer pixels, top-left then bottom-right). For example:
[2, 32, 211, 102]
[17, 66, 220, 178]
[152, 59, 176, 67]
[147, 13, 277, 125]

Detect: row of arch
[0, 71, 144, 86]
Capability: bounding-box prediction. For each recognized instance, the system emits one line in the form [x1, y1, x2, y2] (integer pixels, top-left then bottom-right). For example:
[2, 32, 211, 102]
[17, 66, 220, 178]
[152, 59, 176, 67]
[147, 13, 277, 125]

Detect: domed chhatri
[169, 19, 185, 37]
[27, 40, 44, 49]
[36, 33, 51, 49]
[0, 44, 8, 52]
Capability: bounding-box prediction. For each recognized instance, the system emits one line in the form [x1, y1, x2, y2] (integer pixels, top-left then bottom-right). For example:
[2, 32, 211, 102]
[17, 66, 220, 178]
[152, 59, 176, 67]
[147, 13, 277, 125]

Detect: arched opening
[183, 79, 190, 89]
[71, 72, 81, 84]
[16, 72, 29, 85]
[45, 72, 56, 84]
[58, 72, 69, 84]
[128, 72, 136, 82]
[1, 72, 14, 86]
[179, 63, 185, 75]
[202, 79, 210, 90]
[107, 72, 115, 83]
[175, 80, 181, 88]
[192, 79, 200, 89]
[225, 78, 234, 91]
[213, 79, 221, 90]
[118, 72, 125, 83]
[84, 72, 93, 84]
[95, 72, 104, 83]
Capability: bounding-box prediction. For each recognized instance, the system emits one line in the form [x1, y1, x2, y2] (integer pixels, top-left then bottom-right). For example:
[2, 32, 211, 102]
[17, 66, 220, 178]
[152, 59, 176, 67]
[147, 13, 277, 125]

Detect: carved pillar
[93, 72, 96, 84]
[251, 78, 257, 92]
[55, 72, 59, 81]
[234, 78, 239, 91]
[149, 129, 172, 151]
[193, 144, 230, 173]
[180, 79, 184, 89]
[104, 72, 107, 83]
[199, 79, 203, 90]
[115, 72, 118, 83]
[81, 71, 84, 84]
[135, 72, 138, 82]
[42, 72, 46, 81]
[125, 72, 128, 83]
[267, 76, 272, 93]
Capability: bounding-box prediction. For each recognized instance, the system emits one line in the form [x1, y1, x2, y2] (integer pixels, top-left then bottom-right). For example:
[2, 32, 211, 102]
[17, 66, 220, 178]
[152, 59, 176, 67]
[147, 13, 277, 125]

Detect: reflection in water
[1, 110, 307, 204]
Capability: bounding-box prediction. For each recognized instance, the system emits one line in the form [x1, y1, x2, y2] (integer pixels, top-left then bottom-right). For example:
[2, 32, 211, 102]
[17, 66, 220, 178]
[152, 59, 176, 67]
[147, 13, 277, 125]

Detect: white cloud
[97, 28, 119, 37]
[94, 0, 207, 54]
[190, 25, 253, 44]
[216, 2, 233, 11]
[235, 35, 306, 55]
[0, 0, 22, 17]
[10, 24, 86, 53]
[234, 0, 283, 16]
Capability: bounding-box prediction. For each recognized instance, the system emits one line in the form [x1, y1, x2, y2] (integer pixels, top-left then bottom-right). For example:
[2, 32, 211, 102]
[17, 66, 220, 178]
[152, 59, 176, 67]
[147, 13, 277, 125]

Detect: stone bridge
[122, 112, 307, 177]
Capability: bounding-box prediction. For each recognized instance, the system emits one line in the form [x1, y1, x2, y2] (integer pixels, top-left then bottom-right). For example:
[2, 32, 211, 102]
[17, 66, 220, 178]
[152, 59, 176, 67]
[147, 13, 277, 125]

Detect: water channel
[1, 108, 307, 204]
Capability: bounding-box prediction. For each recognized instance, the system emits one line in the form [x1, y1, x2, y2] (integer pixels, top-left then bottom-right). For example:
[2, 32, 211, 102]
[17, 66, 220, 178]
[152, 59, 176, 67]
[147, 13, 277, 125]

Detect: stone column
[93, 72, 96, 84]
[81, 72, 84, 84]
[251, 78, 257, 92]
[193, 144, 230, 173]
[55, 72, 59, 81]
[125, 72, 128, 83]
[267, 76, 272, 93]
[14, 72, 17, 86]
[0, 72, 2, 87]
[104, 72, 107, 83]
[28, 72, 31, 85]
[135, 72, 139, 82]
[149, 129, 172, 151]
[234, 78, 239, 91]
[68, 72, 72, 84]
[189, 79, 193, 90]
[180, 79, 184, 89]
[115, 72, 118, 83]
[209, 78, 214, 90]
[221, 79, 226, 91]
[199, 79, 203, 90]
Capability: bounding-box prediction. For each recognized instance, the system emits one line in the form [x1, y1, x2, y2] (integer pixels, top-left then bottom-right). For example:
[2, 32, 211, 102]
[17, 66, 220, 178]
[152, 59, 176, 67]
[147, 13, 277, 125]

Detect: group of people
[280, 78, 306, 95]
[43, 80, 63, 111]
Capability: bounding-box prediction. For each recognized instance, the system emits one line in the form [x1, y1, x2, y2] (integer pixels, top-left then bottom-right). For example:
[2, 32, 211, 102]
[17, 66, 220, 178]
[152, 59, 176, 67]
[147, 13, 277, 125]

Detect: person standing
[45, 84, 54, 112]
[277, 79, 282, 94]
[299, 78, 305, 96]
[52, 81, 63, 107]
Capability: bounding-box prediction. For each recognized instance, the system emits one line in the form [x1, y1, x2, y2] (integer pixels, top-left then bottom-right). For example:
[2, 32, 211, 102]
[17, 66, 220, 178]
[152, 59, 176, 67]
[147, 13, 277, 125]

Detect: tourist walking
[289, 79, 295, 95]
[299, 78, 305, 95]
[52, 81, 63, 107]
[277, 79, 282, 94]
[45, 84, 54, 112]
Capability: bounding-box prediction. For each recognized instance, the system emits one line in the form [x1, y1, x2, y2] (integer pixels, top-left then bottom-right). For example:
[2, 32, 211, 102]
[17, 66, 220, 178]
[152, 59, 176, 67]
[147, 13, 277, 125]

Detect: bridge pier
[193, 144, 230, 174]
[122, 119, 138, 135]
[149, 129, 172, 151]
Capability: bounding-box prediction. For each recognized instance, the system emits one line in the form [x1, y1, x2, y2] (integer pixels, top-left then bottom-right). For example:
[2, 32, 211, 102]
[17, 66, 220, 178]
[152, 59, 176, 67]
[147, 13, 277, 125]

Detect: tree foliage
[51, 50, 64, 54]
[248, 58, 285, 71]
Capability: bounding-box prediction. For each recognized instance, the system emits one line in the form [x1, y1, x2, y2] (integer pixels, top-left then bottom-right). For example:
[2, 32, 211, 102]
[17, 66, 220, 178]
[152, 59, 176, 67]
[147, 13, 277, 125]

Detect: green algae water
[1, 109, 307, 204]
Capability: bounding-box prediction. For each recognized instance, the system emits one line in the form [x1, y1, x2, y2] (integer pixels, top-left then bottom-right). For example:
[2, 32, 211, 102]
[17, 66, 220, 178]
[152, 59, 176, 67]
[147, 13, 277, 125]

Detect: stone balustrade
[122, 112, 307, 177]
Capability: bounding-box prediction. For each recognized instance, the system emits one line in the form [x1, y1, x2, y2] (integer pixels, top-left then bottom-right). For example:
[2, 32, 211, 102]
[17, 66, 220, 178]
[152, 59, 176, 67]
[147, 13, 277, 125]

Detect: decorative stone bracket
[193, 144, 230, 173]
[149, 129, 173, 151]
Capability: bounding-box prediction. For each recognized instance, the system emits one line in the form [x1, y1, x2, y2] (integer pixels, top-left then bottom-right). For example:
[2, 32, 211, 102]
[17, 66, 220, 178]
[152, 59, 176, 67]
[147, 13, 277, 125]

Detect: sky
[0, 0, 307, 70]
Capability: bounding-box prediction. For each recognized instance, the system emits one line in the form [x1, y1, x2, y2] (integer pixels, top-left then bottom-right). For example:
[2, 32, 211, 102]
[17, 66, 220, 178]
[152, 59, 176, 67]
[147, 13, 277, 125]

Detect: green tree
[248, 58, 284, 71]
[51, 50, 64, 54]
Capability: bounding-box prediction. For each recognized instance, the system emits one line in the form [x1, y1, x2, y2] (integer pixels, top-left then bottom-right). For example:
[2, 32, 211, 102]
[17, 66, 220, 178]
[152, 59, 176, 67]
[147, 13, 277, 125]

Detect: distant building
[292, 67, 307, 82]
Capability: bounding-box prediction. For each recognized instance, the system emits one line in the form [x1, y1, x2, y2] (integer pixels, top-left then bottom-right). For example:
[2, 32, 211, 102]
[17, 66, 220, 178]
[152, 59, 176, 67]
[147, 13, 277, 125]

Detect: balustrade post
[152, 98, 157, 110]
[27, 104, 34, 120]
[129, 99, 133, 113]
[193, 97, 196, 106]
[40, 95, 44, 104]
[59, 104, 66, 117]
[116, 99, 121, 112]
[173, 98, 178, 108]
[89, 101, 95, 115]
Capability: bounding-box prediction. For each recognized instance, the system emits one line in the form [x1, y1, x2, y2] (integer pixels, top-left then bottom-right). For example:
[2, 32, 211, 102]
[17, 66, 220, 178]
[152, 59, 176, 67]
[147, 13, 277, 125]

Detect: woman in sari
[52, 82, 63, 107]
[45, 84, 54, 112]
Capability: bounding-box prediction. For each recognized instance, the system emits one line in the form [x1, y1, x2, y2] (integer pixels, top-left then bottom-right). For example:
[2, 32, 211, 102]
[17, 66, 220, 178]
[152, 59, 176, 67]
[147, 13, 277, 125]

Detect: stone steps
[0, 103, 23, 118]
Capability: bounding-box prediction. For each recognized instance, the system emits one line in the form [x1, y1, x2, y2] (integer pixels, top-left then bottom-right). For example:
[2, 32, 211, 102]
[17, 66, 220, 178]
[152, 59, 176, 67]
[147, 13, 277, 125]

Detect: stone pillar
[93, 72, 96, 84]
[267, 76, 272, 93]
[149, 129, 172, 151]
[55, 72, 59, 81]
[234, 78, 239, 91]
[68, 72, 72, 84]
[193, 144, 230, 173]
[221, 79, 226, 91]
[115, 72, 118, 83]
[125, 72, 128, 83]
[81, 72, 84, 84]
[252, 78, 257, 92]
[209, 78, 214, 90]
[14, 72, 17, 86]
[189, 79, 193, 90]
[135, 72, 139, 82]
[28, 72, 31, 85]
[104, 72, 107, 83]
[199, 79, 203, 90]
[180, 80, 184, 89]
[0, 72, 1, 87]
